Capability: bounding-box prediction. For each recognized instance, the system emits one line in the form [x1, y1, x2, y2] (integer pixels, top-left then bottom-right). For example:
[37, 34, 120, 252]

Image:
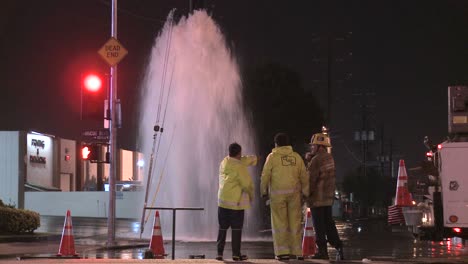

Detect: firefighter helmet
[310, 132, 331, 147]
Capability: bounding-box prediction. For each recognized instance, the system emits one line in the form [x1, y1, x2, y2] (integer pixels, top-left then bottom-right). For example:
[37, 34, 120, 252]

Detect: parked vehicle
[417, 86, 468, 241]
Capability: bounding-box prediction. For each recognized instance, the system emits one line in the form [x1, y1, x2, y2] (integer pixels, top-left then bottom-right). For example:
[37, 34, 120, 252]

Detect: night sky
[1, 1, 468, 180]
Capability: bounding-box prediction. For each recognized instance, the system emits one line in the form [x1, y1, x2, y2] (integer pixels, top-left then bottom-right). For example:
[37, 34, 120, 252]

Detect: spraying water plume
[138, 10, 261, 241]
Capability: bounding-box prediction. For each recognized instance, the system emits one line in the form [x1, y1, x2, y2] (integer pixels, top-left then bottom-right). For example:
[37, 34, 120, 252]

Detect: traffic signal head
[83, 74, 102, 92]
[81, 144, 100, 161]
[81, 73, 105, 120]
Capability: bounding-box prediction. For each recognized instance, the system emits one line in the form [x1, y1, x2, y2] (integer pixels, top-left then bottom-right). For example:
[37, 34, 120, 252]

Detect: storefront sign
[30, 138, 46, 164]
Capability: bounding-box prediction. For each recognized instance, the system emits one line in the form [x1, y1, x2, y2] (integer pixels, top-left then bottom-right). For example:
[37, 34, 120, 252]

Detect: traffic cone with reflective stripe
[395, 159, 412, 206]
[302, 208, 316, 258]
[57, 210, 78, 256]
[149, 211, 165, 259]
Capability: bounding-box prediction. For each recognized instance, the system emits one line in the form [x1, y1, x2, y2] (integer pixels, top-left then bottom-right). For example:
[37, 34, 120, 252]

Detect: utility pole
[380, 125, 385, 177]
[389, 139, 394, 178]
[312, 32, 352, 130]
[189, 0, 205, 12]
[107, 0, 118, 246]
[353, 88, 375, 181]
[326, 35, 332, 128]
[361, 103, 367, 180]
[95, 0, 127, 246]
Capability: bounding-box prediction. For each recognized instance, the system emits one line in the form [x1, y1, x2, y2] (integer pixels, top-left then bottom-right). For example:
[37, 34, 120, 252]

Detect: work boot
[289, 255, 304, 260]
[215, 255, 223, 261]
[336, 245, 344, 261]
[232, 255, 248, 261]
[275, 254, 290, 261]
[311, 250, 329, 260]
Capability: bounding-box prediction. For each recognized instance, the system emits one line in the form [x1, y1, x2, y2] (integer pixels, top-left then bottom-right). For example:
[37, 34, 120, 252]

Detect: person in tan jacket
[305, 131, 344, 260]
[261, 133, 309, 261]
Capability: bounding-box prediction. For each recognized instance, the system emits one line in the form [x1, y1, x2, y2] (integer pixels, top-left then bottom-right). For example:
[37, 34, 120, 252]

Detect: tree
[242, 62, 324, 156]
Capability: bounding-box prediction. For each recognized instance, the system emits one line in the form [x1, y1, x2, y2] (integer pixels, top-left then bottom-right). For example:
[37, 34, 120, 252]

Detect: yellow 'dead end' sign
[98, 37, 128, 66]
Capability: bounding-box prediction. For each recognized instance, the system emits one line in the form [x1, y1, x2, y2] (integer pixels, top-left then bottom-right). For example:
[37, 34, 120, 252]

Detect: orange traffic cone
[57, 210, 78, 256]
[395, 159, 412, 206]
[149, 211, 165, 259]
[302, 208, 316, 258]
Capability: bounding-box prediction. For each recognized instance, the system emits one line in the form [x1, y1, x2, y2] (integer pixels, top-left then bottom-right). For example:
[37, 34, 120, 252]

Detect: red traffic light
[81, 73, 105, 120]
[83, 74, 102, 92]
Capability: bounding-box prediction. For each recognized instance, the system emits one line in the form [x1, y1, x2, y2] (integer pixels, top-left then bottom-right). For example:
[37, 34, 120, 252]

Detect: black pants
[311, 206, 342, 252]
[216, 207, 245, 257]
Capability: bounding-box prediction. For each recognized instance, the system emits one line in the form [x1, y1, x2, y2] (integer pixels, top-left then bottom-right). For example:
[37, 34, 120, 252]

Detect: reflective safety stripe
[323, 162, 335, 171]
[218, 198, 250, 208]
[272, 227, 289, 234]
[218, 199, 238, 207]
[290, 227, 300, 233]
[292, 245, 302, 252]
[270, 187, 299, 196]
[274, 245, 290, 251]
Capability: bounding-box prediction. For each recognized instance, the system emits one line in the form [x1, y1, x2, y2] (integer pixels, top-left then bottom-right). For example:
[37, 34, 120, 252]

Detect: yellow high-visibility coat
[218, 155, 257, 210]
[261, 146, 309, 256]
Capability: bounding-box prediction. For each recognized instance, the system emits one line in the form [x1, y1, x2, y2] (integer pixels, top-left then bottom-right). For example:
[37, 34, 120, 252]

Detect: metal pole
[107, 0, 118, 246]
[172, 209, 176, 260]
[144, 207, 203, 259]
[327, 35, 332, 127]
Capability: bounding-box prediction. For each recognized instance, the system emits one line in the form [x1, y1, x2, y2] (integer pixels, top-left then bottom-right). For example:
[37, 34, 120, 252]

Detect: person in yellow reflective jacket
[260, 133, 309, 261]
[216, 142, 258, 261]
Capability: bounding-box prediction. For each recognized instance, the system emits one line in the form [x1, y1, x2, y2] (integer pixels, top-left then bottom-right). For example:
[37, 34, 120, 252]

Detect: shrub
[0, 200, 40, 233]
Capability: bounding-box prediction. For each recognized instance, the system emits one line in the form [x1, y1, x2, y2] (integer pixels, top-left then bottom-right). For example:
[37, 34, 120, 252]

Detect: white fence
[25, 191, 142, 218]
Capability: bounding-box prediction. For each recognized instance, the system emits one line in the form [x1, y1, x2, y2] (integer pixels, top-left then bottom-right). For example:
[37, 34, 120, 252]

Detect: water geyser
[138, 10, 261, 241]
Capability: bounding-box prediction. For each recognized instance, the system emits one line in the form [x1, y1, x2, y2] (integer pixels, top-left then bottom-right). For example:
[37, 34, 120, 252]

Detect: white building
[0, 130, 143, 218]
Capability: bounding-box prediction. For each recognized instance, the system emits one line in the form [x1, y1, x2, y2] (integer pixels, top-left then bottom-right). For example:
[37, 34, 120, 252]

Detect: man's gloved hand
[262, 194, 270, 206]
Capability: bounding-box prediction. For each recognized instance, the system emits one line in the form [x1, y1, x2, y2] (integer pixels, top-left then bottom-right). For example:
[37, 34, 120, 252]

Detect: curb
[0, 233, 62, 243]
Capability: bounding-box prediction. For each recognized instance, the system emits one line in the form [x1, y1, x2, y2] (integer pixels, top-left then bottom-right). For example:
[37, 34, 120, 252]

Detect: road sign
[82, 129, 110, 143]
[98, 37, 128, 67]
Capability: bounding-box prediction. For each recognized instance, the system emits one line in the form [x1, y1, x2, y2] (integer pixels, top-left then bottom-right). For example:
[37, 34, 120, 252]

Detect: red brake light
[453, 227, 461, 233]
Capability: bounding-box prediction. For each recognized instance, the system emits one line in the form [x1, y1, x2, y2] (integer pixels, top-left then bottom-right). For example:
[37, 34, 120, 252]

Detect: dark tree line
[242, 62, 324, 157]
[242, 62, 405, 221]
[343, 166, 395, 216]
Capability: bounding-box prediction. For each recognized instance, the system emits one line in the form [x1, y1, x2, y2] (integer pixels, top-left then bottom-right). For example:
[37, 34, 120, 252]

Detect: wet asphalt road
[0, 216, 467, 262]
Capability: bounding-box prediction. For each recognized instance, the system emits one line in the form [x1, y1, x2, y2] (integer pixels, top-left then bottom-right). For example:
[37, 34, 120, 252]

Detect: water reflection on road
[38, 216, 467, 261]
[342, 219, 466, 260]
